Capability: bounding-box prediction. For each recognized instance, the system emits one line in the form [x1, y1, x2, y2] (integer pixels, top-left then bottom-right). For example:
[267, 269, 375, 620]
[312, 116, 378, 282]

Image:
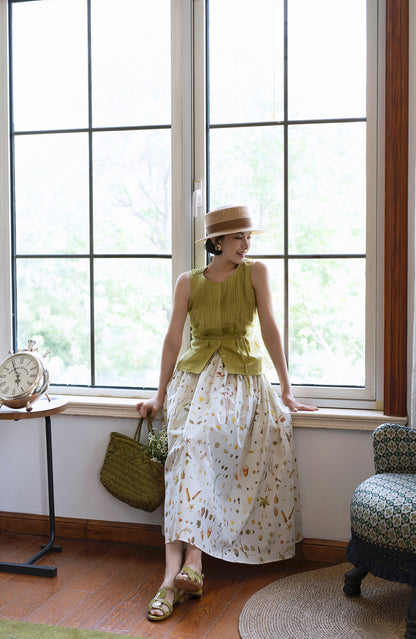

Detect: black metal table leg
[0, 414, 62, 577]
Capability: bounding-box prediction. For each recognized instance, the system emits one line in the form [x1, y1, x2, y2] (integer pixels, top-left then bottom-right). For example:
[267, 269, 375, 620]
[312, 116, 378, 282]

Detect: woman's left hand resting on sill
[280, 390, 319, 413]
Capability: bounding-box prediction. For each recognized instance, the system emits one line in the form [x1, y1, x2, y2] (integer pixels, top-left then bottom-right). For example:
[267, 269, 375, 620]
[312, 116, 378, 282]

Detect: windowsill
[291, 408, 408, 430]
[60, 395, 408, 431]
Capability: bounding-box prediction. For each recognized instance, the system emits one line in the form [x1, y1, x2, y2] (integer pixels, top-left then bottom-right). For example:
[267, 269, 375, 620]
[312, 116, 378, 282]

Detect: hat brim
[195, 227, 265, 244]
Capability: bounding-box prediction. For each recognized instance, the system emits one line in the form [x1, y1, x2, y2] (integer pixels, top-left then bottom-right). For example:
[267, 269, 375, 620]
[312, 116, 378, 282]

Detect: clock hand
[10, 360, 21, 386]
[11, 361, 22, 383]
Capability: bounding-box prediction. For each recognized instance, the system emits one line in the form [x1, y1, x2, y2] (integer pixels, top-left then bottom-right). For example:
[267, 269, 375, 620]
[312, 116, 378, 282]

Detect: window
[9, 0, 172, 389]
[5, 0, 381, 407]
[201, 0, 373, 404]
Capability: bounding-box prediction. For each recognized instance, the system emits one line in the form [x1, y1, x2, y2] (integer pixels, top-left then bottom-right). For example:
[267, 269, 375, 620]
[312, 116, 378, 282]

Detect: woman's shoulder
[186, 267, 205, 284]
[175, 268, 203, 292]
[245, 259, 267, 274]
[176, 271, 191, 284]
[174, 271, 191, 296]
[249, 260, 269, 287]
[189, 266, 206, 275]
[177, 267, 203, 281]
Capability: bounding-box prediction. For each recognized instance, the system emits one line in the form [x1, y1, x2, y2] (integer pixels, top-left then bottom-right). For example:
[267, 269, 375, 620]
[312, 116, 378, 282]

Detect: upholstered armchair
[344, 423, 416, 639]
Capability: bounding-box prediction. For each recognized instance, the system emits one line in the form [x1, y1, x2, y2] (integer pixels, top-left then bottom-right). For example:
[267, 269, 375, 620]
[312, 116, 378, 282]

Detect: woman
[137, 204, 317, 621]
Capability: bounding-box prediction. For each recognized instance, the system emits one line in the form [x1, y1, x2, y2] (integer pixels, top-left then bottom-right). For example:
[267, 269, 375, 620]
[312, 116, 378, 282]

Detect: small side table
[0, 395, 68, 577]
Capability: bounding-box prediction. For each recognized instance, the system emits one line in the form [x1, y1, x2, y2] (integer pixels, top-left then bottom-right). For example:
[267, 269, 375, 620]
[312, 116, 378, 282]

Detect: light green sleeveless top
[177, 260, 263, 375]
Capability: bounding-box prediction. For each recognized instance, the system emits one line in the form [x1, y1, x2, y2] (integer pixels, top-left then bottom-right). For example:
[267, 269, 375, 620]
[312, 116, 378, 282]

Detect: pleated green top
[177, 259, 263, 375]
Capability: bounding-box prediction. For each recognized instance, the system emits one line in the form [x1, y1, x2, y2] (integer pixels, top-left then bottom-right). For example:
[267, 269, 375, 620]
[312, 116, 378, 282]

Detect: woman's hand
[136, 396, 164, 420]
[281, 391, 318, 413]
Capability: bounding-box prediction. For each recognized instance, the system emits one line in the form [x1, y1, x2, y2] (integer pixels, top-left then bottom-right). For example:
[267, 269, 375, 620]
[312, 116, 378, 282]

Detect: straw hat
[195, 204, 264, 244]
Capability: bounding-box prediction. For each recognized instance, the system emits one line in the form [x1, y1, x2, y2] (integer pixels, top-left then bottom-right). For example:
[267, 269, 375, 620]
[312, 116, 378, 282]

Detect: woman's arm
[251, 261, 317, 412]
[136, 272, 191, 419]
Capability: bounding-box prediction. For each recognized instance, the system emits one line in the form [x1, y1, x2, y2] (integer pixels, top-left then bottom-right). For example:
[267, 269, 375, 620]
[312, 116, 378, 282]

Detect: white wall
[0, 412, 374, 541]
[295, 427, 373, 540]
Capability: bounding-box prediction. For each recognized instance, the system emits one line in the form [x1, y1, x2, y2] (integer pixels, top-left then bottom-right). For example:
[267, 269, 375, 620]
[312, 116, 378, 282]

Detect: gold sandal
[147, 586, 188, 622]
[173, 566, 204, 595]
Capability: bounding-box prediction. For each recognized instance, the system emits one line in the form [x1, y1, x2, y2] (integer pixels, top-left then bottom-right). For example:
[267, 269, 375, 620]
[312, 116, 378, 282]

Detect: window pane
[208, 0, 284, 124]
[91, 0, 171, 127]
[209, 126, 284, 254]
[94, 258, 171, 387]
[11, 0, 87, 131]
[14, 134, 89, 255]
[288, 258, 365, 386]
[93, 130, 171, 254]
[16, 258, 91, 385]
[288, 123, 366, 255]
[288, 0, 366, 120]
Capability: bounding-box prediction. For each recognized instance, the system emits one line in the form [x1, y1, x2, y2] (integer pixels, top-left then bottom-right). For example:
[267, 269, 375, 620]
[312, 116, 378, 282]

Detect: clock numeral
[4, 386, 10, 394]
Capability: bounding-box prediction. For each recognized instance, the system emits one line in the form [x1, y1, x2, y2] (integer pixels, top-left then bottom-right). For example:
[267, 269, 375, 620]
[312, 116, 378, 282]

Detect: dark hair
[205, 237, 223, 255]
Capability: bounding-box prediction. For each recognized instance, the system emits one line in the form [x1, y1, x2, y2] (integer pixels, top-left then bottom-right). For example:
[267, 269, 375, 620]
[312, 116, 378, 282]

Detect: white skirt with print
[163, 353, 302, 564]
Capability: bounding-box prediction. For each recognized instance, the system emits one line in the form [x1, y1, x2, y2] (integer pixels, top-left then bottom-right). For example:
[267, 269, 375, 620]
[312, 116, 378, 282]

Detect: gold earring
[215, 243, 222, 252]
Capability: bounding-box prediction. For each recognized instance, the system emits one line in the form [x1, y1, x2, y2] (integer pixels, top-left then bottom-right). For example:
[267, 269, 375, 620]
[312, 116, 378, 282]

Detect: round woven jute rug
[239, 562, 410, 639]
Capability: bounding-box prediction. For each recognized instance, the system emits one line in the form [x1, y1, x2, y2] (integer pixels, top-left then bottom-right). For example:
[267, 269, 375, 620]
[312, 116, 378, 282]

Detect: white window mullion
[192, 0, 207, 269]
[365, 0, 383, 407]
[171, 0, 193, 285]
[171, 0, 195, 358]
[0, 0, 11, 355]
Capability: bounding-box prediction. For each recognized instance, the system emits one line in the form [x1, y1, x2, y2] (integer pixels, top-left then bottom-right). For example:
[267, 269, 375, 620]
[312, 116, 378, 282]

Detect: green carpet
[0, 619, 149, 639]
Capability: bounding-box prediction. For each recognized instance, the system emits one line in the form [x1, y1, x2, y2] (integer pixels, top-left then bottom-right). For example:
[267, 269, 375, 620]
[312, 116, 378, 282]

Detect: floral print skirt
[163, 353, 302, 564]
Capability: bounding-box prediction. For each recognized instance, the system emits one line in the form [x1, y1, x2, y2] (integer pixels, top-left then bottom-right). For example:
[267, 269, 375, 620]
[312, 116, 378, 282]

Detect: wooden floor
[0, 531, 333, 638]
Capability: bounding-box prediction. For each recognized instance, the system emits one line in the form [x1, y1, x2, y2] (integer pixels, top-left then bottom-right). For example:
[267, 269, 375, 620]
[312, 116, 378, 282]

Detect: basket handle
[134, 414, 153, 442]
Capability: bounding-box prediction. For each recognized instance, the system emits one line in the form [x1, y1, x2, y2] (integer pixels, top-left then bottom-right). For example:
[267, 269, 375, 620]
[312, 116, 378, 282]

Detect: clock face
[0, 353, 42, 399]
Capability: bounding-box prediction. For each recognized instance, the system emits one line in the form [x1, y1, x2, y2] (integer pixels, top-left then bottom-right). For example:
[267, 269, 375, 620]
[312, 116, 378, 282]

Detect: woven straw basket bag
[99, 417, 165, 512]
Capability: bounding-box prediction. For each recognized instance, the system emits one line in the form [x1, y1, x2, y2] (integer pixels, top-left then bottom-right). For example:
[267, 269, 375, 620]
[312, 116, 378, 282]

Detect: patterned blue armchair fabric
[373, 423, 416, 474]
[346, 423, 416, 586]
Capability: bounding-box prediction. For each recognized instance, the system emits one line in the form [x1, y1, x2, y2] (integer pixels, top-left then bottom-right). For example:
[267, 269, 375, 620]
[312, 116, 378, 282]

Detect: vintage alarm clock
[0, 339, 50, 411]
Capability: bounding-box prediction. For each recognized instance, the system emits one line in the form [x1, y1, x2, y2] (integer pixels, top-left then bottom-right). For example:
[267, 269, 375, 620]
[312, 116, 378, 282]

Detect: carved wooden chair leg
[405, 587, 416, 639]
[343, 566, 368, 597]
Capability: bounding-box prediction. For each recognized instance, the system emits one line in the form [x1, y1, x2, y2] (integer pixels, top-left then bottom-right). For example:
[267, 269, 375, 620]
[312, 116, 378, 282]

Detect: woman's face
[217, 231, 252, 264]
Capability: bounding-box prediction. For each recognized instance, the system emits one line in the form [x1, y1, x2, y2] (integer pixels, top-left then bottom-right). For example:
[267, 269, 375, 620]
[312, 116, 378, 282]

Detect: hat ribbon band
[206, 217, 253, 236]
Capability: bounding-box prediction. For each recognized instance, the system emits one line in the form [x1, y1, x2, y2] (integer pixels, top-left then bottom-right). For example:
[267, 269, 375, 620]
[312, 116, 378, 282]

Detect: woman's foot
[147, 586, 188, 622]
[174, 566, 204, 594]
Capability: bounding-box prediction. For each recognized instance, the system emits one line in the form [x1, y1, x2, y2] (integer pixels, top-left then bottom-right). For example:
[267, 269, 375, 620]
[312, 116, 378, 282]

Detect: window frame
[193, 0, 381, 408]
[8, 0, 180, 394]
